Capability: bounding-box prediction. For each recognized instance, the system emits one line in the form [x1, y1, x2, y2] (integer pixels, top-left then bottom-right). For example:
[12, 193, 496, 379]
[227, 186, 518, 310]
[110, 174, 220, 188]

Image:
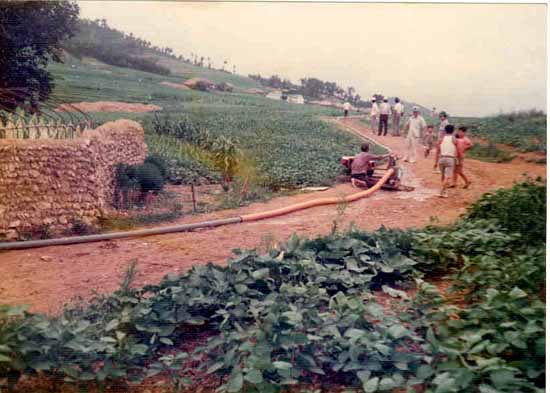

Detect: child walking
[423, 125, 435, 157]
[452, 126, 473, 188]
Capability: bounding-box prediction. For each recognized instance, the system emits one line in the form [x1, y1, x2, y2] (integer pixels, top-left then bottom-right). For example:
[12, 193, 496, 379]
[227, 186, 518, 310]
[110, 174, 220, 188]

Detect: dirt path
[0, 117, 545, 314]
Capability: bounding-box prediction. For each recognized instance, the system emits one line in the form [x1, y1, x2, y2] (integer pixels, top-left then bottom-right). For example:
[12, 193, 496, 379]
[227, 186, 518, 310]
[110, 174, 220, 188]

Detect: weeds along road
[0, 117, 545, 314]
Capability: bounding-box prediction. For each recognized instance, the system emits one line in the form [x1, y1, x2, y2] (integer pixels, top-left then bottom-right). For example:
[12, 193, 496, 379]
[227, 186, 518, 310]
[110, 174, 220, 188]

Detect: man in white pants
[403, 107, 426, 163]
[370, 98, 379, 134]
[392, 98, 404, 136]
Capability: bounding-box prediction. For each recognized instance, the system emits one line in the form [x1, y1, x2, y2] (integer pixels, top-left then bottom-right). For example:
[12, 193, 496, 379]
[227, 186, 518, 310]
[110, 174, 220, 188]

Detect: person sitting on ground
[423, 125, 435, 158]
[452, 126, 473, 189]
[435, 124, 458, 198]
[343, 101, 352, 118]
[350, 143, 392, 187]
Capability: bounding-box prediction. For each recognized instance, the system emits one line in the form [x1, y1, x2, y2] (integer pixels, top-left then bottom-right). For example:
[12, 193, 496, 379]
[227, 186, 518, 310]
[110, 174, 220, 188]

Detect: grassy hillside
[150, 53, 262, 90]
[48, 55, 373, 190]
[454, 110, 546, 153]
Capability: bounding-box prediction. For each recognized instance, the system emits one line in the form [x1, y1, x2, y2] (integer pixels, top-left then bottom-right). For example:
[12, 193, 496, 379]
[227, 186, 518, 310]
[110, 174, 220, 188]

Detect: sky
[79, 1, 547, 117]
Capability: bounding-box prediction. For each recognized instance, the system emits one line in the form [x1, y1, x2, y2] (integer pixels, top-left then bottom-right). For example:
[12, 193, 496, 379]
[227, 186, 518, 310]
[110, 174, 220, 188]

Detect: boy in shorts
[436, 124, 457, 198]
[423, 125, 435, 157]
[452, 126, 473, 188]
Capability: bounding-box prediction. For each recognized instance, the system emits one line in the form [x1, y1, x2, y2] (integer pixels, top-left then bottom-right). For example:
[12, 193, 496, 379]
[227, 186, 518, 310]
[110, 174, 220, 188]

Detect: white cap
[413, 106, 419, 111]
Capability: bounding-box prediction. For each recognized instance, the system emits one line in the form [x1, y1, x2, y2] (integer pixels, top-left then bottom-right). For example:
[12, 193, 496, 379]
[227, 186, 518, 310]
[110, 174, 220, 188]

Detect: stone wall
[0, 119, 147, 240]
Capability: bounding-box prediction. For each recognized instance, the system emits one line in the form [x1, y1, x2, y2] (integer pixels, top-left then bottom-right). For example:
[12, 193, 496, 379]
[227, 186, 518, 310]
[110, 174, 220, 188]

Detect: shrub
[144, 154, 168, 179]
[465, 178, 546, 245]
[135, 163, 164, 193]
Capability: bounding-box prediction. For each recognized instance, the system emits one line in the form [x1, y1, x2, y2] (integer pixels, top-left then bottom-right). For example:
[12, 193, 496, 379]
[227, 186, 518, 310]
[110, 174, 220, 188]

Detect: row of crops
[0, 178, 545, 392]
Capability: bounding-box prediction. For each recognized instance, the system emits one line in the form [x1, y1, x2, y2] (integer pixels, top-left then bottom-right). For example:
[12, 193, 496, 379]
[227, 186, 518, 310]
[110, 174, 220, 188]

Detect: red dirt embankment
[56, 101, 162, 113]
[0, 117, 545, 314]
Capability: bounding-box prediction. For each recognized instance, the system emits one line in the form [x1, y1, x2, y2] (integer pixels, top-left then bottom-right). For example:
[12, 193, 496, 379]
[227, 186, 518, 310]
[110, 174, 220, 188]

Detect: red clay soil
[56, 101, 162, 113]
[0, 117, 545, 314]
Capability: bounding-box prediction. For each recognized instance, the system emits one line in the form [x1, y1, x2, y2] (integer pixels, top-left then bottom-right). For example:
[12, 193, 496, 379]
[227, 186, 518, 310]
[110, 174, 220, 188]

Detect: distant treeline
[63, 19, 172, 75]
[248, 74, 376, 107]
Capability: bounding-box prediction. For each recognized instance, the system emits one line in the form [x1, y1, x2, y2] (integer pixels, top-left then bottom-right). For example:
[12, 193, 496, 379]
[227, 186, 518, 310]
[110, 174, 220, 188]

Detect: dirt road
[0, 117, 545, 314]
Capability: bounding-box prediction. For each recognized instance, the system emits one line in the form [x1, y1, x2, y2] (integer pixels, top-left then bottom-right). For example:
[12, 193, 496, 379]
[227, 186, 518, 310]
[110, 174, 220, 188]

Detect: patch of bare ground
[56, 101, 162, 113]
[0, 117, 545, 315]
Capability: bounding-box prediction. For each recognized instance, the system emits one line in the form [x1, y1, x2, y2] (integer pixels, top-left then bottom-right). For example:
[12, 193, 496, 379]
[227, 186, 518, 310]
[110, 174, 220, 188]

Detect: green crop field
[453, 111, 546, 153]
[47, 55, 376, 189]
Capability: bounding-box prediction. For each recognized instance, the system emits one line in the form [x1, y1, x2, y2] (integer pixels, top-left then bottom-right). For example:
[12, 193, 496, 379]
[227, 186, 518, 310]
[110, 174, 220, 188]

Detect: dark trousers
[378, 114, 389, 136]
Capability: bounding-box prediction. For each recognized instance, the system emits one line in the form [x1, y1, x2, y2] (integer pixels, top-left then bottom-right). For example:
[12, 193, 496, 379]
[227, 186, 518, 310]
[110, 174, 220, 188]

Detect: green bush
[144, 154, 168, 180]
[135, 163, 164, 193]
[465, 178, 546, 245]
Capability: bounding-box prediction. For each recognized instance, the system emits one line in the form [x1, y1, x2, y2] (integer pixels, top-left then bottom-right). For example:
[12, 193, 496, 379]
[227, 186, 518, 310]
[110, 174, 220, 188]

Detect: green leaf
[273, 361, 293, 370]
[387, 324, 409, 339]
[356, 370, 371, 384]
[382, 285, 410, 299]
[508, 287, 527, 299]
[252, 268, 270, 279]
[245, 369, 264, 384]
[344, 328, 365, 340]
[0, 354, 11, 362]
[227, 366, 244, 393]
[105, 319, 119, 332]
[379, 377, 396, 391]
[363, 376, 379, 393]
[206, 362, 225, 374]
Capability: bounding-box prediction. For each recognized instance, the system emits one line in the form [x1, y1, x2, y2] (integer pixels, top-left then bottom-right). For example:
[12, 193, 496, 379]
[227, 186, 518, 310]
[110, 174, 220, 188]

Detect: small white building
[287, 94, 305, 105]
[266, 90, 282, 100]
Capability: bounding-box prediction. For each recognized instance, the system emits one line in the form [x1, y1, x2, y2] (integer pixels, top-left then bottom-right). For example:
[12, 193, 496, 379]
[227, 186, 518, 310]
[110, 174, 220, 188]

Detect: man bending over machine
[350, 143, 392, 187]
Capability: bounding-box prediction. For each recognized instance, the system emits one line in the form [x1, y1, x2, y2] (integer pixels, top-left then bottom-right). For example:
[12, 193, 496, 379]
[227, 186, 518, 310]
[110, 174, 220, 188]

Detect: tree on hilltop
[0, 0, 79, 110]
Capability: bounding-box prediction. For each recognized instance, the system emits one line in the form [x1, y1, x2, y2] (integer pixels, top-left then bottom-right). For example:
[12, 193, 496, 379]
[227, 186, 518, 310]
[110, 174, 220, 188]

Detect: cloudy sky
[79, 1, 547, 117]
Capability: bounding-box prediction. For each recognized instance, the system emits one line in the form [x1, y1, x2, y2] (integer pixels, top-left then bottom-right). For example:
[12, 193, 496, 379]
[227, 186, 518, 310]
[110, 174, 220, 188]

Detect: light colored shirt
[405, 115, 426, 139]
[438, 119, 449, 139]
[440, 135, 457, 157]
[379, 102, 391, 115]
[343, 102, 351, 111]
[370, 103, 379, 116]
[393, 103, 404, 115]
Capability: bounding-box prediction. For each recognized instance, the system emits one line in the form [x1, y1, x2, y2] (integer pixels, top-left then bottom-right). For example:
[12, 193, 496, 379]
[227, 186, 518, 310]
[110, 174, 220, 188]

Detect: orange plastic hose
[241, 168, 394, 222]
[0, 170, 394, 250]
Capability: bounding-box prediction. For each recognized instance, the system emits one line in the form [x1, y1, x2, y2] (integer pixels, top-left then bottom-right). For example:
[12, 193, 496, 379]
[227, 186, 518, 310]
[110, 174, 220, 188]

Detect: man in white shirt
[370, 97, 379, 134]
[378, 98, 391, 136]
[392, 97, 404, 136]
[343, 102, 352, 117]
[403, 107, 427, 163]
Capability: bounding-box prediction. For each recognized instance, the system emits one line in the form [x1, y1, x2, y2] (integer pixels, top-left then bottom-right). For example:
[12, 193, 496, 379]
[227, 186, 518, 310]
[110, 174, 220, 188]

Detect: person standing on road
[431, 107, 438, 119]
[437, 112, 449, 140]
[403, 106, 427, 163]
[370, 97, 379, 134]
[343, 101, 352, 118]
[434, 111, 450, 171]
[435, 124, 458, 198]
[392, 98, 404, 136]
[378, 98, 391, 136]
[452, 126, 473, 188]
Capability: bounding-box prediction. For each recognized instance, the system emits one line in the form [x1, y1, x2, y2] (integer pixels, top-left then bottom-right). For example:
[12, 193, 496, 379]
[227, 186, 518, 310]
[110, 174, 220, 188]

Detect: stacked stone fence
[0, 119, 147, 240]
